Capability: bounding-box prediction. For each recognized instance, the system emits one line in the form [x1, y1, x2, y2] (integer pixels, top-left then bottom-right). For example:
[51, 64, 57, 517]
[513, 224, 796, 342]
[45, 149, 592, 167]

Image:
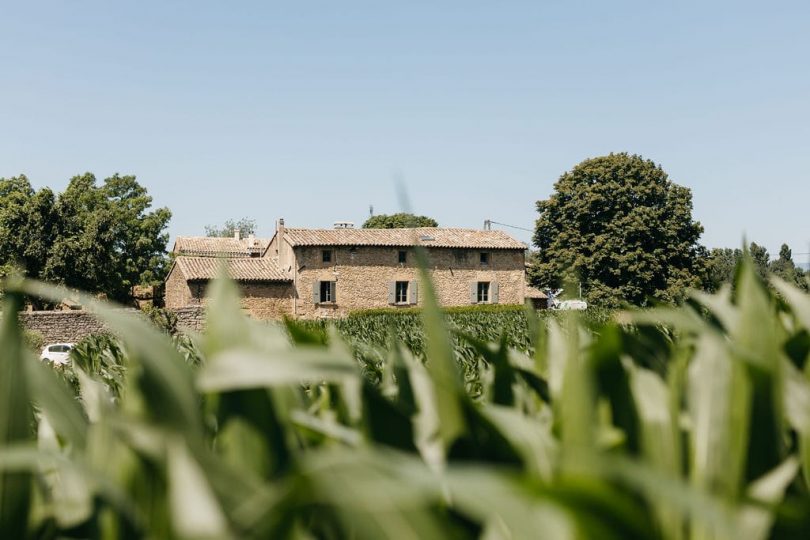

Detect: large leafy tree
[0, 173, 171, 302]
[530, 153, 705, 306]
[363, 213, 438, 229]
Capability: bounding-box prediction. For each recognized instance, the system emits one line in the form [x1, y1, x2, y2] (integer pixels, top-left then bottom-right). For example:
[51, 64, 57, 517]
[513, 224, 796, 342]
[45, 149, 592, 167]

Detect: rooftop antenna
[483, 219, 491, 231]
[369, 204, 374, 218]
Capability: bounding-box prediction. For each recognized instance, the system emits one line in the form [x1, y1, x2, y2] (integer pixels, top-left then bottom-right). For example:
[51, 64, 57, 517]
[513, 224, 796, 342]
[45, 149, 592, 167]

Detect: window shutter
[491, 281, 499, 304]
[409, 280, 418, 304]
[470, 282, 478, 304]
[388, 282, 396, 304]
[312, 281, 320, 304]
[330, 281, 336, 303]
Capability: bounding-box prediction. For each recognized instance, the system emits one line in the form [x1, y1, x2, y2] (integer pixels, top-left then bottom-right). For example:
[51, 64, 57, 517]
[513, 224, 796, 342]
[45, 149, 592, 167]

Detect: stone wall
[18, 310, 119, 343]
[173, 306, 206, 333]
[292, 246, 527, 318]
[169, 281, 295, 322]
[164, 264, 196, 309]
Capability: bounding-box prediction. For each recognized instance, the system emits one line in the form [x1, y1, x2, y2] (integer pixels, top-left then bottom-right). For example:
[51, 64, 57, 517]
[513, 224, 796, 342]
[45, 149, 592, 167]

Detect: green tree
[0, 173, 171, 303]
[530, 153, 705, 306]
[0, 176, 58, 280]
[362, 213, 438, 229]
[205, 218, 256, 238]
[704, 247, 741, 292]
[704, 242, 808, 293]
[769, 244, 808, 291]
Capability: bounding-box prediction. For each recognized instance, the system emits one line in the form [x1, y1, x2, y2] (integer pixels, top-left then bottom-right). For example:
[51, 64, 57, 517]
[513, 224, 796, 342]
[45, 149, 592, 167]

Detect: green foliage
[530, 153, 706, 307]
[0, 173, 171, 303]
[3, 256, 810, 538]
[362, 212, 438, 228]
[706, 243, 808, 293]
[204, 217, 256, 238]
[141, 305, 180, 335]
[21, 329, 44, 351]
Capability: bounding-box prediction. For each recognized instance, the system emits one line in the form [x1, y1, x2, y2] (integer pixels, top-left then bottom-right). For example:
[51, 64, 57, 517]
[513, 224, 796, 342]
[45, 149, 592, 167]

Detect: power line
[483, 219, 533, 233]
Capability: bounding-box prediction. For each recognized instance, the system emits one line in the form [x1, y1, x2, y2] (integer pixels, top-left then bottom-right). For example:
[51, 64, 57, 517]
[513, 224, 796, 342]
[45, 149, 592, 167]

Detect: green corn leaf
[737, 457, 800, 540]
[167, 438, 231, 539]
[18, 279, 204, 442]
[25, 359, 88, 449]
[415, 246, 466, 454]
[0, 289, 34, 537]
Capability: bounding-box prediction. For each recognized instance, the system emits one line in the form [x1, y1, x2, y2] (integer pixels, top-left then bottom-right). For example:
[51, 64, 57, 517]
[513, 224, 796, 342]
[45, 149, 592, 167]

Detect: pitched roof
[174, 257, 290, 282]
[173, 236, 269, 257]
[525, 287, 548, 299]
[281, 227, 526, 250]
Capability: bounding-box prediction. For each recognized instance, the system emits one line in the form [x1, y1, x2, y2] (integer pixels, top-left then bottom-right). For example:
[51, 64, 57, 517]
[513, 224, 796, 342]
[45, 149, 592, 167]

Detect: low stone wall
[173, 306, 206, 333]
[19, 310, 114, 343]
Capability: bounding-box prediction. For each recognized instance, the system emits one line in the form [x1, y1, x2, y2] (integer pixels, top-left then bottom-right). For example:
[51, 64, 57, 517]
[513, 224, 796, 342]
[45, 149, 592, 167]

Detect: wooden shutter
[470, 282, 478, 304]
[388, 282, 396, 304]
[409, 280, 418, 304]
[330, 281, 336, 303]
[491, 281, 499, 304]
[312, 281, 321, 304]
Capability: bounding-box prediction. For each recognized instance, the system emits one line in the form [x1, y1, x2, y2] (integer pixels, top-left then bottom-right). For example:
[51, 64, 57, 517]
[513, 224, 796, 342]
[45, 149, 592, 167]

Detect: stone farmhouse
[164, 220, 535, 319]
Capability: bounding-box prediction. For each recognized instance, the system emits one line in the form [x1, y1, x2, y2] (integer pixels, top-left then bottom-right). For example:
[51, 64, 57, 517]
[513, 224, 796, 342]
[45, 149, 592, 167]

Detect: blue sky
[1, 1, 808, 262]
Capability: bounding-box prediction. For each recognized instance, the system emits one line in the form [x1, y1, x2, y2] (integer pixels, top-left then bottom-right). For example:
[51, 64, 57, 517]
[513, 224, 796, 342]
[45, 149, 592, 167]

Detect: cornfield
[2, 257, 810, 538]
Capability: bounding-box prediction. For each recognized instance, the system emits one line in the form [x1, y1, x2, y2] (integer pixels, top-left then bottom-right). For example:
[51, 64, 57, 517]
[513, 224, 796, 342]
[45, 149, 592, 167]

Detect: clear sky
[2, 1, 808, 262]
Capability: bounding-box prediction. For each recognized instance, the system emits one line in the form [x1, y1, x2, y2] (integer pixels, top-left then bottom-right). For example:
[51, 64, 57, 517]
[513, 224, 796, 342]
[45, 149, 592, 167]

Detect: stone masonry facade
[164, 274, 294, 320]
[165, 223, 529, 320]
[287, 246, 526, 318]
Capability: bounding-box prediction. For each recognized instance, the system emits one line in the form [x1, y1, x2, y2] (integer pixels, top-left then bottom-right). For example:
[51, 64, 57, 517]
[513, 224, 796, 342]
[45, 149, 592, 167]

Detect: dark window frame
[398, 250, 407, 264]
[320, 281, 334, 303]
[477, 281, 490, 303]
[322, 250, 332, 263]
[395, 281, 409, 304]
[480, 252, 490, 265]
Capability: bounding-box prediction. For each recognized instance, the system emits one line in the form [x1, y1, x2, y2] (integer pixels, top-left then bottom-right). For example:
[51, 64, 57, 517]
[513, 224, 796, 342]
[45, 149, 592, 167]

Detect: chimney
[276, 218, 285, 237]
[233, 229, 241, 241]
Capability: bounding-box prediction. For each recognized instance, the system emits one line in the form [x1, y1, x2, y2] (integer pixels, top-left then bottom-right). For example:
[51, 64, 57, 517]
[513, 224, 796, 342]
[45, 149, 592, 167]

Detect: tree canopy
[530, 153, 705, 306]
[362, 213, 438, 229]
[0, 173, 171, 303]
[706, 243, 808, 292]
[205, 218, 256, 238]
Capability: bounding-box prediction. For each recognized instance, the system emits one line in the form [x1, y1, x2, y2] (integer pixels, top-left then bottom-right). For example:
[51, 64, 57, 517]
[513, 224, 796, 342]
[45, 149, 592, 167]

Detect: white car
[552, 299, 588, 311]
[40, 343, 75, 365]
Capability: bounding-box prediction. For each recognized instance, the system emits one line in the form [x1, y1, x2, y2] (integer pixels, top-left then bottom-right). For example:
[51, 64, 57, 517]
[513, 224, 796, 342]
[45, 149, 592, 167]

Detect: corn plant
[1, 258, 810, 538]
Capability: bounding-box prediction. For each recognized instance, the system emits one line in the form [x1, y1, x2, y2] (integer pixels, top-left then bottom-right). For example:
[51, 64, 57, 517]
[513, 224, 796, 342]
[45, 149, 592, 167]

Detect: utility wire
[484, 220, 533, 233]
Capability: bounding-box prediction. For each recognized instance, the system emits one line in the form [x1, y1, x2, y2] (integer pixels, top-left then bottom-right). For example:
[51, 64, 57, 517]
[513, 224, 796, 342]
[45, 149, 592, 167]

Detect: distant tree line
[363, 213, 438, 229]
[205, 218, 256, 238]
[705, 243, 807, 292]
[0, 173, 171, 304]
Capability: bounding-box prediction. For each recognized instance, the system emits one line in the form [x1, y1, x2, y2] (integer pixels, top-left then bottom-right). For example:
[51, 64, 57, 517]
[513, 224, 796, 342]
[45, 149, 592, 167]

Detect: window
[398, 250, 407, 264]
[319, 281, 335, 303]
[389, 280, 418, 305]
[480, 252, 490, 265]
[395, 281, 409, 304]
[322, 250, 332, 263]
[477, 281, 490, 303]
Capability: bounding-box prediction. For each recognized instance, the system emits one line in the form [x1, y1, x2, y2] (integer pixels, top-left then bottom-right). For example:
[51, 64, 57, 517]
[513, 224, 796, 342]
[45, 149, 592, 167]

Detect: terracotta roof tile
[525, 286, 548, 299]
[174, 257, 290, 282]
[173, 237, 269, 257]
[282, 228, 526, 250]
